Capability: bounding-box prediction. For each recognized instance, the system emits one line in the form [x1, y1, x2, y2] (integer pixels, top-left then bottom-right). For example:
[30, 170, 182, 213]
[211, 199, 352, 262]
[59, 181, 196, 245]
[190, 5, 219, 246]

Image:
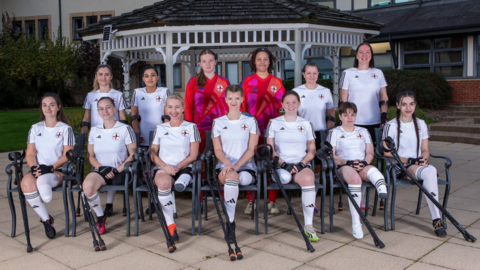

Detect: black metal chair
[374, 127, 452, 230]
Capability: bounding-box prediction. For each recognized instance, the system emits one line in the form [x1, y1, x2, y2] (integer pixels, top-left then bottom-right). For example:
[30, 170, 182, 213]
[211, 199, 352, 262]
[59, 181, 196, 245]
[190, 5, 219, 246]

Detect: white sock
[106, 190, 116, 204]
[224, 179, 239, 223]
[239, 171, 254, 186]
[158, 189, 174, 226]
[301, 186, 316, 226]
[87, 193, 104, 217]
[348, 184, 362, 225]
[416, 165, 441, 220]
[36, 173, 58, 203]
[366, 168, 387, 197]
[174, 174, 192, 192]
[25, 191, 49, 221]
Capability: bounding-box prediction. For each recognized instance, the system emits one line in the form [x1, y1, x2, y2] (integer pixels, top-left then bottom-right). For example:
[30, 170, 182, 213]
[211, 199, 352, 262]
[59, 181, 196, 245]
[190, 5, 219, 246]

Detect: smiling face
[397, 96, 416, 117]
[165, 98, 185, 120]
[282, 94, 300, 116]
[356, 44, 372, 67]
[199, 53, 217, 74]
[41, 96, 60, 119]
[142, 68, 159, 88]
[255, 51, 270, 73]
[97, 98, 116, 121]
[303, 65, 319, 85]
[95, 67, 113, 87]
[339, 108, 356, 127]
[225, 90, 243, 111]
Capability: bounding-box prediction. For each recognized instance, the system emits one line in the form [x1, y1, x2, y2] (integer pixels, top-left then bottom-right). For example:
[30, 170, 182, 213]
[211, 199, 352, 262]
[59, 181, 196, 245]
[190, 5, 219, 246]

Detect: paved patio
[1, 141, 479, 270]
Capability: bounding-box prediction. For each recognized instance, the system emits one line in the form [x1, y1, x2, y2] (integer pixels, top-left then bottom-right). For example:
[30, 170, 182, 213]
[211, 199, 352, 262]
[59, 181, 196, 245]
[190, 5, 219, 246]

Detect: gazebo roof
[78, 0, 382, 36]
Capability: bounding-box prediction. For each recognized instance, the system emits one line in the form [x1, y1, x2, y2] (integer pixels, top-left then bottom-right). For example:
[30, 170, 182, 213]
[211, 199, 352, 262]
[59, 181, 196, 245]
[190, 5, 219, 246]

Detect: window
[86, 16, 98, 26]
[283, 58, 334, 80]
[477, 36, 480, 77]
[72, 17, 83, 40]
[100, 15, 112, 21]
[307, 0, 335, 8]
[173, 64, 182, 88]
[12, 21, 22, 34]
[242, 61, 253, 80]
[226, 62, 239, 84]
[403, 36, 464, 77]
[215, 63, 222, 76]
[38, 19, 49, 40]
[370, 0, 416, 7]
[25, 20, 35, 39]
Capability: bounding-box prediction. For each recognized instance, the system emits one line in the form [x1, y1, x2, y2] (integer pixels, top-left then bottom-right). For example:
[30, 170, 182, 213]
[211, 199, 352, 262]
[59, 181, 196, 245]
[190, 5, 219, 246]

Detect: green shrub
[282, 79, 333, 92]
[383, 70, 452, 109]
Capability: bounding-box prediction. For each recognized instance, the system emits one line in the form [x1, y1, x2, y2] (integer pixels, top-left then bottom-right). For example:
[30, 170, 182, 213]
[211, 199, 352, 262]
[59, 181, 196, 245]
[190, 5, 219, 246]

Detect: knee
[20, 175, 37, 192]
[348, 175, 362, 185]
[82, 174, 96, 197]
[225, 171, 239, 181]
[156, 174, 172, 190]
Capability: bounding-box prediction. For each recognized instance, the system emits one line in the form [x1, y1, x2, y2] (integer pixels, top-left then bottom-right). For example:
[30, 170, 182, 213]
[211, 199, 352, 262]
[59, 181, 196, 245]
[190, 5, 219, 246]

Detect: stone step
[452, 111, 480, 117]
[448, 106, 480, 112]
[429, 121, 480, 133]
[429, 130, 480, 145]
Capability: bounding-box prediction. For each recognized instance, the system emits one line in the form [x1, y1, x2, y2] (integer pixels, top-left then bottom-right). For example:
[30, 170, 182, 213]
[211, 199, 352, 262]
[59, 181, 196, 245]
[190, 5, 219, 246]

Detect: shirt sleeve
[152, 127, 161, 145]
[266, 120, 275, 138]
[117, 93, 127, 110]
[63, 126, 75, 146]
[191, 124, 201, 143]
[250, 118, 260, 135]
[325, 91, 335, 109]
[339, 70, 349, 90]
[184, 77, 196, 122]
[307, 122, 315, 140]
[125, 126, 136, 145]
[379, 70, 388, 88]
[88, 128, 95, 144]
[326, 129, 337, 147]
[27, 125, 36, 144]
[83, 93, 91, 109]
[211, 119, 221, 138]
[131, 90, 138, 106]
[383, 121, 396, 143]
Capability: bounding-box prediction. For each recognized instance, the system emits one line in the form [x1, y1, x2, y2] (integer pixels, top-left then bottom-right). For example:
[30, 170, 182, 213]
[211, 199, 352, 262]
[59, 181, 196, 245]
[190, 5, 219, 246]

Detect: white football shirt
[292, 84, 334, 131]
[327, 126, 372, 161]
[339, 68, 387, 125]
[212, 114, 259, 171]
[266, 116, 315, 163]
[88, 122, 136, 168]
[131, 87, 170, 145]
[27, 121, 75, 166]
[383, 118, 429, 159]
[83, 89, 127, 127]
[152, 121, 201, 167]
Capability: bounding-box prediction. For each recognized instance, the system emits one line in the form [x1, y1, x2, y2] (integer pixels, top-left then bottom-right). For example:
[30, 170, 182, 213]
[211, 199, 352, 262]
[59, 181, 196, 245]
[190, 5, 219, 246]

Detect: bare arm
[213, 136, 233, 167]
[119, 109, 127, 121]
[301, 139, 316, 165]
[87, 144, 102, 169]
[117, 142, 137, 172]
[379, 86, 388, 113]
[130, 105, 140, 133]
[340, 89, 348, 103]
[26, 143, 38, 167]
[326, 108, 336, 128]
[81, 109, 91, 134]
[53, 145, 74, 170]
[364, 143, 374, 164]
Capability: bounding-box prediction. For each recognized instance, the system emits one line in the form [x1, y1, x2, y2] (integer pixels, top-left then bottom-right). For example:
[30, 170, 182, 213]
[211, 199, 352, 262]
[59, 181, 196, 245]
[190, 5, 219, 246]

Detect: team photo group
[18, 41, 476, 259]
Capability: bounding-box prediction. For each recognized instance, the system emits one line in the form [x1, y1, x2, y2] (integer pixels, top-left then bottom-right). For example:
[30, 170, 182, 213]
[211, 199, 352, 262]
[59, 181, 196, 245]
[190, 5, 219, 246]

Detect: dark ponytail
[196, 49, 217, 87]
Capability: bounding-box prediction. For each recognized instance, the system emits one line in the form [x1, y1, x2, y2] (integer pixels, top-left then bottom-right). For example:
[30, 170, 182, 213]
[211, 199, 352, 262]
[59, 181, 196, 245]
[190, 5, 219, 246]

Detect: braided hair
[395, 91, 420, 158]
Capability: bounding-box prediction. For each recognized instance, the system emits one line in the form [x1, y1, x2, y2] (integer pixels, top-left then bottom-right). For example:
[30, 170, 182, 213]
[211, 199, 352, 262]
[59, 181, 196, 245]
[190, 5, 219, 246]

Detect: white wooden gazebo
[78, 0, 382, 105]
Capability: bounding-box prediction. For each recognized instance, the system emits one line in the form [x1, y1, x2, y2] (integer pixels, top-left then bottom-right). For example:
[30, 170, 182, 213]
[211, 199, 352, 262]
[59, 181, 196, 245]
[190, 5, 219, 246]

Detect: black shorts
[93, 171, 127, 185]
[355, 124, 380, 146]
[154, 167, 193, 180]
[215, 168, 257, 179]
[394, 164, 414, 179]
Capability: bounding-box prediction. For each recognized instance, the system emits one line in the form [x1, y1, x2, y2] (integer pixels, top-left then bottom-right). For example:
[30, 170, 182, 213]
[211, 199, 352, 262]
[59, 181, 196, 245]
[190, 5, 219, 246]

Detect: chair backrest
[374, 127, 384, 156]
[73, 132, 86, 156]
[205, 130, 213, 153]
[135, 132, 141, 148]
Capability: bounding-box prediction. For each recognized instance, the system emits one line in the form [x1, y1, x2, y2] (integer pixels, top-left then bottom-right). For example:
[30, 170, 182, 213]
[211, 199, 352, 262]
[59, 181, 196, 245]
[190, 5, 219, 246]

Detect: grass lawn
[0, 108, 84, 152]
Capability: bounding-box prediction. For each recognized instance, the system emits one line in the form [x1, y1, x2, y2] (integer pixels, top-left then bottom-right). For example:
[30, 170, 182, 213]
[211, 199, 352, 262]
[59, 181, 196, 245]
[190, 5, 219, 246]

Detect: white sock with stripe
[25, 191, 49, 221]
[158, 189, 174, 226]
[348, 184, 362, 225]
[224, 179, 239, 223]
[301, 186, 316, 226]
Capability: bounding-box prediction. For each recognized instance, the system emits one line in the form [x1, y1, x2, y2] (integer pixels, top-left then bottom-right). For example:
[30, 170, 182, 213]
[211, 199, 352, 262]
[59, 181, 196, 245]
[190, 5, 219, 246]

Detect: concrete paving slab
[447, 226, 480, 249]
[406, 262, 453, 269]
[0, 233, 32, 262]
[409, 205, 480, 227]
[421, 242, 480, 270]
[0, 252, 70, 269]
[470, 218, 480, 229]
[392, 215, 454, 240]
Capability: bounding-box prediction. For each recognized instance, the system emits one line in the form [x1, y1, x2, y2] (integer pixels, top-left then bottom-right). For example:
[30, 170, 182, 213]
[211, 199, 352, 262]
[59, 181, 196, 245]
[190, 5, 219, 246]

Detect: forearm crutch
[201, 151, 243, 261]
[65, 150, 106, 251]
[380, 137, 476, 243]
[134, 149, 177, 252]
[317, 141, 385, 248]
[8, 151, 33, 252]
[255, 144, 315, 253]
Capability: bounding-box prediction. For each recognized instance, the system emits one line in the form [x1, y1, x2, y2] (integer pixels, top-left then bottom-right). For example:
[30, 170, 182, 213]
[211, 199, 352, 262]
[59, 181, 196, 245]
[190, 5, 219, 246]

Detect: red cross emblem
[113, 98, 117, 103]
[112, 133, 120, 140]
[241, 124, 248, 131]
[371, 74, 378, 79]
[217, 85, 224, 92]
[319, 94, 324, 100]
[140, 136, 145, 143]
[357, 133, 363, 139]
[298, 126, 305, 133]
[56, 132, 62, 138]
[271, 86, 277, 92]
[156, 96, 162, 102]
[181, 130, 189, 137]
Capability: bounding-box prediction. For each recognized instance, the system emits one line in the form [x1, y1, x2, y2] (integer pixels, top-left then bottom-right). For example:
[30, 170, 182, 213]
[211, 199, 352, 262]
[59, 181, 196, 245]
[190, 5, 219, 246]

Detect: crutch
[133, 149, 177, 252]
[255, 144, 315, 253]
[380, 136, 476, 243]
[317, 141, 385, 248]
[201, 150, 243, 261]
[65, 150, 107, 251]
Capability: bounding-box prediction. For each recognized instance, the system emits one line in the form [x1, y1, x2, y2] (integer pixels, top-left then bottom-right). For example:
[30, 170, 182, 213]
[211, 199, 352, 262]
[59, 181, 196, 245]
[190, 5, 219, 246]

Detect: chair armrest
[429, 153, 452, 169]
[374, 154, 396, 170]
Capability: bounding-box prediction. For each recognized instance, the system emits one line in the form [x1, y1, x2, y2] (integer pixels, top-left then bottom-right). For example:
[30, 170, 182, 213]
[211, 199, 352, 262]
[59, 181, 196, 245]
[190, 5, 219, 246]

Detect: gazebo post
[121, 58, 131, 107]
[294, 29, 302, 87]
[165, 32, 174, 91]
[332, 46, 340, 106]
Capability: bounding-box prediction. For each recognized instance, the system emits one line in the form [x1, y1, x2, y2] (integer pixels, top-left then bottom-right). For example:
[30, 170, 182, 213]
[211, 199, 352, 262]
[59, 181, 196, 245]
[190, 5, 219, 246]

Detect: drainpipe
[58, 0, 62, 39]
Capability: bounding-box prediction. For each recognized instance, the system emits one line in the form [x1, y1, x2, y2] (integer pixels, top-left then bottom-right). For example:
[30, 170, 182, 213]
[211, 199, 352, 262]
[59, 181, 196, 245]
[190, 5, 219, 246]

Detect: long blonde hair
[92, 64, 114, 92]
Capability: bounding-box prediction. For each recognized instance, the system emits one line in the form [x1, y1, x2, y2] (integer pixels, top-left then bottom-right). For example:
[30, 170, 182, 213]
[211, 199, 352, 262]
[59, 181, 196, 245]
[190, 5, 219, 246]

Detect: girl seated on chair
[212, 85, 260, 243]
[327, 101, 388, 239]
[266, 90, 319, 242]
[383, 91, 446, 237]
[83, 97, 137, 235]
[150, 93, 201, 243]
[22, 93, 75, 239]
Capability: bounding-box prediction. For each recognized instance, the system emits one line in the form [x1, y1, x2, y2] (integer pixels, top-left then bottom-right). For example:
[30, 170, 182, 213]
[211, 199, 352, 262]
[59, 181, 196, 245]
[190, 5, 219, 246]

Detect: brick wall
[448, 79, 480, 106]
